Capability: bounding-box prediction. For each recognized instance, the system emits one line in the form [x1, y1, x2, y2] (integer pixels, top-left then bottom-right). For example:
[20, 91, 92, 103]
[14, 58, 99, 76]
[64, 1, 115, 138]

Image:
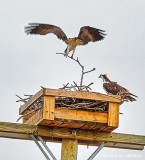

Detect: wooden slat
[19, 89, 44, 114]
[19, 88, 121, 115]
[43, 88, 121, 103]
[102, 126, 117, 132]
[46, 121, 63, 127]
[43, 96, 55, 120]
[54, 108, 108, 124]
[0, 122, 145, 147]
[108, 102, 119, 127]
[24, 109, 43, 125]
[38, 119, 53, 126]
[61, 139, 78, 160]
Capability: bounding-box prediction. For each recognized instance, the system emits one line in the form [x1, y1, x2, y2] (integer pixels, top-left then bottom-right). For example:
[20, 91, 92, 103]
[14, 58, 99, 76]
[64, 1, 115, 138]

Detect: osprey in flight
[99, 74, 138, 102]
[25, 23, 106, 57]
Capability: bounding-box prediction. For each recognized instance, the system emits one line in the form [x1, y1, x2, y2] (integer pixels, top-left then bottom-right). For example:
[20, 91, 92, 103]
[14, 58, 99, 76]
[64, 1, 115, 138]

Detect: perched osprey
[24, 23, 106, 57]
[99, 74, 138, 102]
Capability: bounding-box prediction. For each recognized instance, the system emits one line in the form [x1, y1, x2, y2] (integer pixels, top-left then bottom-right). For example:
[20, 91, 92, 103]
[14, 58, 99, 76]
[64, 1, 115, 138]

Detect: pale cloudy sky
[0, 0, 145, 159]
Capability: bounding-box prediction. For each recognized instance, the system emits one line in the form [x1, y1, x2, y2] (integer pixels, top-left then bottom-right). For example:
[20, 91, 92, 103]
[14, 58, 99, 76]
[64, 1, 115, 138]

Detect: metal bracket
[30, 134, 57, 160]
[87, 142, 105, 160]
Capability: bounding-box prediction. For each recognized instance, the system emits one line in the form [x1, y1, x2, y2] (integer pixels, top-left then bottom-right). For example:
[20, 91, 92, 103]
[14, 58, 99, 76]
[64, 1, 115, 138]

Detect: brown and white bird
[99, 74, 138, 102]
[24, 23, 106, 57]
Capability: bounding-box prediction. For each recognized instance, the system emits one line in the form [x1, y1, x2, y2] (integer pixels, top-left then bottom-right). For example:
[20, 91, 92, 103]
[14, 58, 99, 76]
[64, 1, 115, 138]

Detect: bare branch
[57, 52, 95, 91]
[84, 68, 96, 74]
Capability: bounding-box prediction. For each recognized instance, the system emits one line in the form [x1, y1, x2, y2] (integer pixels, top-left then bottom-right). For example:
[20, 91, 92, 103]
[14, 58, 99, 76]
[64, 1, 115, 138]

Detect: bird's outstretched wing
[25, 23, 68, 41]
[77, 26, 106, 45]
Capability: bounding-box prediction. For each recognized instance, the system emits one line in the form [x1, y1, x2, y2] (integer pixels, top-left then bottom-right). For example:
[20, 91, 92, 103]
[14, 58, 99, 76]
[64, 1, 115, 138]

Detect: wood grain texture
[43, 96, 55, 120]
[61, 139, 78, 160]
[43, 88, 121, 103]
[24, 108, 43, 125]
[54, 108, 108, 123]
[19, 89, 44, 114]
[19, 88, 121, 115]
[0, 131, 143, 150]
[108, 102, 119, 127]
[0, 122, 145, 147]
[0, 122, 145, 150]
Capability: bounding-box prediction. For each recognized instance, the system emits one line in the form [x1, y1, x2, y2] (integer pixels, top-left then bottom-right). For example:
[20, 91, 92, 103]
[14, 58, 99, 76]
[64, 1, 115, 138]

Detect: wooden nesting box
[19, 88, 121, 132]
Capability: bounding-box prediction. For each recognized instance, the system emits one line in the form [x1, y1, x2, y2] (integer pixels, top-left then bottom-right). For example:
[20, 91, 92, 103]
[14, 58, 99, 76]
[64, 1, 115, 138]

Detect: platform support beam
[30, 134, 57, 160]
[87, 142, 105, 160]
[61, 138, 78, 160]
[30, 134, 51, 160]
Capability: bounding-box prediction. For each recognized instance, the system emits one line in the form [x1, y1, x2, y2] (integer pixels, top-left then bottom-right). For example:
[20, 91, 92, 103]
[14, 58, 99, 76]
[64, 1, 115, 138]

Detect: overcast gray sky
[0, 0, 145, 159]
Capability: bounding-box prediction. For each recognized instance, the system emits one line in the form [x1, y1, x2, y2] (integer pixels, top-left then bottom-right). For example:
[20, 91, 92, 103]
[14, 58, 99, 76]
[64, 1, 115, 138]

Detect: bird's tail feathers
[129, 92, 138, 98]
[124, 95, 137, 102]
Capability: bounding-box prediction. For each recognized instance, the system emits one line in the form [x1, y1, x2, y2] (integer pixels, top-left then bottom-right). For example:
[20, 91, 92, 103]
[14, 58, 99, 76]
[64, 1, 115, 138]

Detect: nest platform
[19, 88, 121, 132]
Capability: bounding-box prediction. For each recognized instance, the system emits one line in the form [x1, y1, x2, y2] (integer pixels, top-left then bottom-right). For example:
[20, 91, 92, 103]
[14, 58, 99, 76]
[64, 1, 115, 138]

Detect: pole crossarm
[0, 122, 144, 150]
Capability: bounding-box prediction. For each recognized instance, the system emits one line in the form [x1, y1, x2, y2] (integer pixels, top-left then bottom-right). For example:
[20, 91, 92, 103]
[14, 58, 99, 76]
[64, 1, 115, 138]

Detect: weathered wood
[24, 109, 43, 125]
[39, 120, 107, 131]
[44, 88, 121, 103]
[19, 88, 121, 115]
[61, 139, 78, 160]
[108, 102, 119, 127]
[0, 122, 145, 147]
[78, 141, 144, 150]
[54, 108, 108, 123]
[102, 126, 117, 132]
[43, 96, 55, 120]
[0, 132, 143, 150]
[19, 89, 44, 114]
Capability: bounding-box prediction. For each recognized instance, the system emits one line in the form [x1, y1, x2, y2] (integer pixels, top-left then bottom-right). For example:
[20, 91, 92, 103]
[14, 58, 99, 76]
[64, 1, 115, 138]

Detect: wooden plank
[24, 108, 43, 125]
[108, 102, 119, 127]
[78, 141, 144, 150]
[19, 89, 44, 114]
[54, 108, 108, 124]
[61, 139, 78, 160]
[43, 96, 55, 120]
[102, 126, 117, 132]
[0, 122, 145, 146]
[38, 119, 53, 126]
[0, 132, 143, 150]
[43, 88, 121, 103]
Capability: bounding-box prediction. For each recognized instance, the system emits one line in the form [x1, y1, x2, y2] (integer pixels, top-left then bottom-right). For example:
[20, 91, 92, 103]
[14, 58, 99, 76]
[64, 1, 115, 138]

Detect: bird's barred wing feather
[113, 83, 138, 98]
[103, 82, 137, 100]
[24, 23, 68, 41]
[77, 26, 106, 45]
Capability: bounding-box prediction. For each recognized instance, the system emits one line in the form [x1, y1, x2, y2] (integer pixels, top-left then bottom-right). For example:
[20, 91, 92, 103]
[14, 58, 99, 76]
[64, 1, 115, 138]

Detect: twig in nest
[16, 95, 28, 103]
[16, 106, 42, 122]
[59, 83, 70, 89]
[24, 94, 33, 97]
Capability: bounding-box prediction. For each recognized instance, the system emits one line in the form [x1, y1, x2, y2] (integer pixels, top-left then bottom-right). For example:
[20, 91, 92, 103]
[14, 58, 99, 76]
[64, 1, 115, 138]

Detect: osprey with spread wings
[25, 23, 106, 57]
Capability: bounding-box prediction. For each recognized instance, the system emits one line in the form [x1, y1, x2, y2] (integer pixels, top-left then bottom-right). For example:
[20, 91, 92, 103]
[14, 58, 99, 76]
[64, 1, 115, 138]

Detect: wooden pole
[61, 138, 78, 160]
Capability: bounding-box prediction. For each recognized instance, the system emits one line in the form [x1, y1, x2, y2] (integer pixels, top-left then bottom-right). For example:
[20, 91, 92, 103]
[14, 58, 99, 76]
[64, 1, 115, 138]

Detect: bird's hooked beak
[98, 74, 102, 78]
[98, 74, 105, 82]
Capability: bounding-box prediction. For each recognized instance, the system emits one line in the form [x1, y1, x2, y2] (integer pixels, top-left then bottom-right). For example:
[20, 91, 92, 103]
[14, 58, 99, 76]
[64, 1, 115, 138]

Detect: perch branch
[56, 53, 95, 91]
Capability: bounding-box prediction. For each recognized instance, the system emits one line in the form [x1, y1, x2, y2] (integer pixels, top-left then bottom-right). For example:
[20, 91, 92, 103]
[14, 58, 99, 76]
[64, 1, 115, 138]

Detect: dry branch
[56, 53, 95, 91]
